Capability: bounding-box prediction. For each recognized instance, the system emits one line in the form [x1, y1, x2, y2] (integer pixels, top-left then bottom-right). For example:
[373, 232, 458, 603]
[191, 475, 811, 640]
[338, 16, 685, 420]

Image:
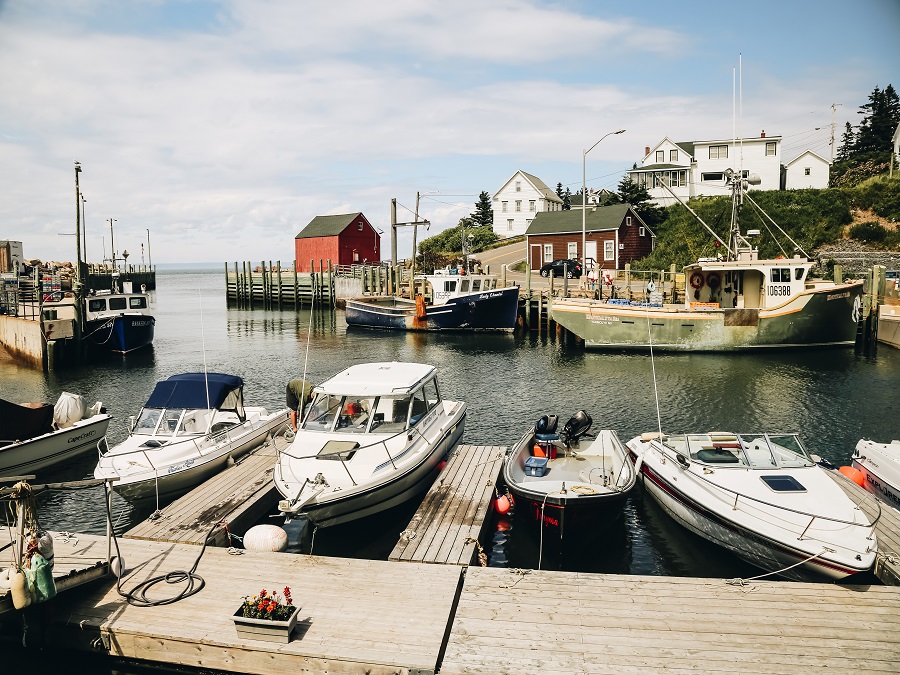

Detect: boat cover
[0, 398, 54, 443]
[145, 373, 245, 416]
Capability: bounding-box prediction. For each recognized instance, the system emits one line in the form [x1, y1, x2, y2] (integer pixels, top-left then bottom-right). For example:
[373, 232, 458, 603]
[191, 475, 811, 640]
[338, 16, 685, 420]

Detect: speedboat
[852, 438, 900, 511]
[626, 431, 878, 581]
[94, 373, 288, 502]
[345, 269, 519, 331]
[83, 284, 155, 354]
[503, 411, 636, 538]
[0, 393, 110, 476]
[274, 362, 466, 527]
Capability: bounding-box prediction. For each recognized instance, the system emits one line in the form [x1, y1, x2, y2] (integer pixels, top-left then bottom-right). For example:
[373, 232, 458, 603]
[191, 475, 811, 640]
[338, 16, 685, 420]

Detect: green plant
[239, 587, 295, 621]
[849, 221, 888, 243]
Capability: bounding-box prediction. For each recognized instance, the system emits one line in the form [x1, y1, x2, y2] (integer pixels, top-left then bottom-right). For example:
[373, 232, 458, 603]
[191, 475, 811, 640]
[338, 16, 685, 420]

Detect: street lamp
[582, 129, 625, 272]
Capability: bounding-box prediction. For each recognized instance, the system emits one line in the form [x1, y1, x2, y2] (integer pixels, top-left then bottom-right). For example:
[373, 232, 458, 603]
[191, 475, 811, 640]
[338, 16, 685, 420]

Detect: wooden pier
[390, 444, 505, 565]
[123, 427, 290, 547]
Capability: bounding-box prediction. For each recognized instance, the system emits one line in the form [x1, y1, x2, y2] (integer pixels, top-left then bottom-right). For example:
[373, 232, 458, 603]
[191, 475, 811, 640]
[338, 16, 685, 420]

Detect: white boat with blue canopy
[94, 373, 288, 503]
[274, 362, 466, 527]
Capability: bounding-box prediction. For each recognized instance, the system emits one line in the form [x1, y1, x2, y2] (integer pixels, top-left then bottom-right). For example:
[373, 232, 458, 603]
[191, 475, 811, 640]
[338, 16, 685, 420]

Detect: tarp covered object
[0, 399, 54, 443]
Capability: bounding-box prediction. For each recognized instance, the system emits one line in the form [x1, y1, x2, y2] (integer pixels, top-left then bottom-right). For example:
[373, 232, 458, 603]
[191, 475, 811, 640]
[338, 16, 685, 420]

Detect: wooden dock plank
[389, 445, 505, 565]
[440, 567, 900, 675]
[123, 433, 287, 546]
[49, 534, 461, 675]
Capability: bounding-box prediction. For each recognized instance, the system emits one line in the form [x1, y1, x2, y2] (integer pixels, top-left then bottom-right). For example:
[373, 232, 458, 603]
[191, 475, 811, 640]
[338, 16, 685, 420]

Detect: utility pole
[74, 162, 83, 284]
[108, 218, 117, 268]
[830, 103, 842, 164]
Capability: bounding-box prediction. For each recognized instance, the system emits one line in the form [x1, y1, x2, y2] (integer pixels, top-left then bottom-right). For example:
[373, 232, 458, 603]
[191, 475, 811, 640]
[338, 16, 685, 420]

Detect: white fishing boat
[275, 362, 466, 527]
[0, 393, 110, 476]
[94, 373, 288, 502]
[852, 438, 900, 512]
[626, 431, 878, 581]
[503, 412, 636, 538]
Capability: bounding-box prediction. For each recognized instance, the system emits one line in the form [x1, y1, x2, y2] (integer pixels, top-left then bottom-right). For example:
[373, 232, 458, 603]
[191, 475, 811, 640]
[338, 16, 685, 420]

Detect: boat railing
[653, 442, 882, 539]
[97, 431, 224, 478]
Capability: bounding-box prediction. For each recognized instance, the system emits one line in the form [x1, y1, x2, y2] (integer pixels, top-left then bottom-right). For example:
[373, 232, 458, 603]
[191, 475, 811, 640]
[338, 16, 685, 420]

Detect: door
[585, 241, 598, 272]
[530, 244, 542, 271]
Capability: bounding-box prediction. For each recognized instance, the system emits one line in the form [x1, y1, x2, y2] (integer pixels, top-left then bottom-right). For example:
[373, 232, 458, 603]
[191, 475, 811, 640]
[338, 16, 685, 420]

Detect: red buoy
[839, 465, 866, 487]
[495, 493, 511, 515]
[437, 460, 447, 473]
[495, 516, 511, 532]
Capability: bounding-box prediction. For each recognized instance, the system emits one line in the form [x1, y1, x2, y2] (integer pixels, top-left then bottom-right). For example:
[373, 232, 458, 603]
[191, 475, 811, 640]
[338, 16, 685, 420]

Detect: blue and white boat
[94, 373, 289, 502]
[345, 270, 519, 332]
[84, 285, 155, 354]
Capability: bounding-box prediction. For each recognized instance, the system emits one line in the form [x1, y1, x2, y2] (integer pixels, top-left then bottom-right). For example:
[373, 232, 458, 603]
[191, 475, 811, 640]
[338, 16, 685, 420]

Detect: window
[543, 244, 553, 263]
[709, 145, 728, 159]
[515, 200, 521, 212]
[702, 172, 725, 182]
[515, 181, 521, 192]
[109, 297, 127, 310]
[88, 299, 106, 312]
[766, 142, 776, 157]
[656, 150, 664, 163]
[529, 200, 536, 212]
[129, 297, 147, 309]
[804, 167, 811, 176]
[507, 219, 514, 231]
[639, 227, 646, 237]
[794, 268, 806, 281]
[471, 279, 481, 291]
[626, 216, 632, 226]
[770, 268, 791, 283]
[444, 280, 457, 292]
[568, 242, 578, 259]
[357, 221, 364, 231]
[409, 389, 428, 426]
[670, 149, 678, 162]
[459, 280, 469, 292]
[423, 378, 440, 409]
[526, 219, 533, 229]
[604, 240, 614, 261]
[501, 201, 507, 213]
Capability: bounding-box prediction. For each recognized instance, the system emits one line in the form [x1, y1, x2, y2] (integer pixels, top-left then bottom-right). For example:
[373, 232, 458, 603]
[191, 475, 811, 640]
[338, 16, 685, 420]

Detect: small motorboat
[83, 283, 155, 354]
[0, 393, 111, 476]
[852, 438, 900, 511]
[503, 411, 636, 538]
[94, 373, 288, 502]
[345, 269, 519, 332]
[626, 431, 879, 581]
[274, 362, 466, 527]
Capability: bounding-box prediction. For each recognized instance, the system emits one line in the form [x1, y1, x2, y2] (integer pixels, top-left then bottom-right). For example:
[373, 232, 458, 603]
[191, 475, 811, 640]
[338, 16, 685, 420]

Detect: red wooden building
[294, 213, 381, 272]
[525, 204, 654, 272]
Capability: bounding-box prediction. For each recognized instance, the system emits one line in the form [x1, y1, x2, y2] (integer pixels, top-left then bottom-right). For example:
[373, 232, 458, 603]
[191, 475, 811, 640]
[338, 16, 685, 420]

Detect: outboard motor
[534, 414, 559, 435]
[561, 410, 592, 445]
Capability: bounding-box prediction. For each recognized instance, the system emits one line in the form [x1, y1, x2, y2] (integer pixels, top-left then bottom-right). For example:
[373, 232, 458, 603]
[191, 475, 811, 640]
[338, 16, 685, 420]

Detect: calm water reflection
[1, 268, 898, 578]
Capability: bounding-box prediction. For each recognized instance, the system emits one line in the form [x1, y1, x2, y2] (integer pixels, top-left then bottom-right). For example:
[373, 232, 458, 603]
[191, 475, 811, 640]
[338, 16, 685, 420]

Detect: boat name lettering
[865, 474, 900, 507]
[588, 314, 619, 325]
[67, 429, 97, 444]
[131, 320, 152, 326]
[826, 291, 850, 301]
[767, 285, 792, 297]
[478, 292, 504, 300]
[167, 458, 195, 474]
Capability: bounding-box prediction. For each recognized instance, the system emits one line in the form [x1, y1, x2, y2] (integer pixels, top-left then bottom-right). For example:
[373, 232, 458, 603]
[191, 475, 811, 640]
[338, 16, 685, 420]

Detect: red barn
[294, 213, 381, 272]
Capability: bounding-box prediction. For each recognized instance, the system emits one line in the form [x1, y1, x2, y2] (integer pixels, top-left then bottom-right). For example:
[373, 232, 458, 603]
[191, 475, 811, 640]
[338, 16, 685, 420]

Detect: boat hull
[0, 414, 111, 475]
[628, 446, 874, 581]
[852, 439, 900, 512]
[87, 314, 155, 354]
[345, 287, 519, 331]
[550, 282, 863, 350]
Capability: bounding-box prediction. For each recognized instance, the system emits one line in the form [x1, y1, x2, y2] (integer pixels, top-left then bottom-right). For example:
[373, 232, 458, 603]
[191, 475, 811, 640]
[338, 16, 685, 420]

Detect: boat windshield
[666, 432, 814, 469]
[302, 393, 410, 434]
[133, 408, 213, 436]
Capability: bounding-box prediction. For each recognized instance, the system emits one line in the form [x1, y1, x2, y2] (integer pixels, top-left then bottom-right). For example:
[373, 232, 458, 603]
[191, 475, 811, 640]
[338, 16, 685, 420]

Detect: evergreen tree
[471, 191, 493, 227]
[854, 84, 900, 154]
[562, 188, 571, 210]
[556, 182, 564, 199]
[617, 176, 662, 228]
[835, 122, 855, 162]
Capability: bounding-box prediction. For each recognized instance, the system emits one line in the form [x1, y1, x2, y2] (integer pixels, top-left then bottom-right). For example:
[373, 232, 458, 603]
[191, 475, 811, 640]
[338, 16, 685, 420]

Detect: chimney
[645, 146, 650, 156]
[760, 130, 766, 138]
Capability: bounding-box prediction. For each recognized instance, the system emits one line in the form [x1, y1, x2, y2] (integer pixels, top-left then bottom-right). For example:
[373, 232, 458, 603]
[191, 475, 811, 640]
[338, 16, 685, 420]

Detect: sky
[1, 0, 898, 265]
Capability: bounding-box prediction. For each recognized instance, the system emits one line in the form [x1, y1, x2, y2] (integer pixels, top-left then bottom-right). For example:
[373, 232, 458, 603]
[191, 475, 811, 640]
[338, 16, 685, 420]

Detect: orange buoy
[839, 465, 866, 487]
[437, 460, 447, 473]
[495, 493, 511, 515]
[495, 516, 511, 532]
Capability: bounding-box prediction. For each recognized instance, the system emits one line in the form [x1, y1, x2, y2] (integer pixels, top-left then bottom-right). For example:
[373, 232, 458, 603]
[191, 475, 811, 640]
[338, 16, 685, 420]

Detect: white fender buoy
[110, 555, 127, 578]
[11, 570, 32, 609]
[242, 524, 288, 552]
[37, 531, 54, 570]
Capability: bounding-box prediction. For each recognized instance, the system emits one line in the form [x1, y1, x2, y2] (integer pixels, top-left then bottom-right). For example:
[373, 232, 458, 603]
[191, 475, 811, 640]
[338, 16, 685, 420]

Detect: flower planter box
[231, 606, 300, 643]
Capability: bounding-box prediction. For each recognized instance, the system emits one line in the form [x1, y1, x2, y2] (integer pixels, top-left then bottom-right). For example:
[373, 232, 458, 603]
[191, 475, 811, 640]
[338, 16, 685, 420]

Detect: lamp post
[582, 129, 625, 271]
[108, 218, 117, 269]
[146, 229, 152, 269]
[74, 161, 83, 285]
[81, 194, 87, 265]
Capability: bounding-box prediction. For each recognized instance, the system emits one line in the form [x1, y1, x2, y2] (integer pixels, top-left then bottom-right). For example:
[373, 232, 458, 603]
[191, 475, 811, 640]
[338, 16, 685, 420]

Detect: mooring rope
[725, 548, 830, 586]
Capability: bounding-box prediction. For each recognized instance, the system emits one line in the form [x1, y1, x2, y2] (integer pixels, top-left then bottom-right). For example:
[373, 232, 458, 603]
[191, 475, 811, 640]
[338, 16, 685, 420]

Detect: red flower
[259, 589, 268, 598]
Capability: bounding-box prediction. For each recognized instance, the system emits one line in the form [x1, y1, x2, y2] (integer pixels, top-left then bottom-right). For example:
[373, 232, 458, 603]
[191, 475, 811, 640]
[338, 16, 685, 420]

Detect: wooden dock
[829, 469, 900, 586]
[440, 566, 900, 674]
[389, 444, 506, 565]
[124, 428, 289, 546]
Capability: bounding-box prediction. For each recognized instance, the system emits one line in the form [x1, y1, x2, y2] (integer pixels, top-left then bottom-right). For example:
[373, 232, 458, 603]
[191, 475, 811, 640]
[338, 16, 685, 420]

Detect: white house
[627, 132, 783, 206]
[491, 171, 563, 238]
[783, 150, 830, 189]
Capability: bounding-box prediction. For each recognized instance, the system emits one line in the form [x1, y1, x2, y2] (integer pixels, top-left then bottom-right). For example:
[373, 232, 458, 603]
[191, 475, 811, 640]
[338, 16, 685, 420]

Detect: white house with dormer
[783, 150, 830, 189]
[627, 132, 785, 206]
[491, 171, 563, 238]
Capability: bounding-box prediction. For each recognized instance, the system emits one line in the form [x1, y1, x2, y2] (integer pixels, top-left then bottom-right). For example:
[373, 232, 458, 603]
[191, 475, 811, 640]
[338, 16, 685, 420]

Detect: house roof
[784, 150, 830, 167]
[572, 189, 616, 208]
[496, 171, 563, 204]
[629, 163, 684, 172]
[525, 204, 649, 236]
[296, 213, 367, 239]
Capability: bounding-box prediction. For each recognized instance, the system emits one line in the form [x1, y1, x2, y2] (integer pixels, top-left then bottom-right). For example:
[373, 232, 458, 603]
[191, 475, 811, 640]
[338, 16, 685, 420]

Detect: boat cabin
[422, 269, 502, 306]
[85, 292, 151, 321]
[130, 373, 247, 442]
[659, 432, 815, 470]
[683, 257, 813, 310]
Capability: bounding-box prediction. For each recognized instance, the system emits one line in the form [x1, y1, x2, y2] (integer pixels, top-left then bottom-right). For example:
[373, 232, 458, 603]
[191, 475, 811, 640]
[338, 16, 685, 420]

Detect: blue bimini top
[145, 373, 245, 417]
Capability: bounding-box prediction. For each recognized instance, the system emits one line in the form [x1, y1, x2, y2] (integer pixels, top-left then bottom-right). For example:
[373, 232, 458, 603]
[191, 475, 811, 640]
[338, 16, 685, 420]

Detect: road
[475, 239, 588, 292]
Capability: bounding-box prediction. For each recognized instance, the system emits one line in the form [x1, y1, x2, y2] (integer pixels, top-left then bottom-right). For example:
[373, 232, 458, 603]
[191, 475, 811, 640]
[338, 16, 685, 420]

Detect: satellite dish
[746, 173, 761, 185]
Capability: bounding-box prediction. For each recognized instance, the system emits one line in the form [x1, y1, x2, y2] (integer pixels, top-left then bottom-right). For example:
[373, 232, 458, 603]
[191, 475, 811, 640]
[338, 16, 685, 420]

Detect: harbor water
[2, 266, 899, 579]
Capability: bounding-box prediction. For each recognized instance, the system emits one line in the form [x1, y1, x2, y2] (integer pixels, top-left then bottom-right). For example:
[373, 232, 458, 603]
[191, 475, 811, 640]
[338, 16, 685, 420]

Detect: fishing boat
[550, 170, 863, 350]
[0, 393, 110, 476]
[94, 373, 289, 502]
[345, 270, 519, 331]
[274, 362, 466, 527]
[83, 283, 155, 354]
[626, 431, 878, 581]
[503, 411, 636, 538]
[852, 438, 900, 512]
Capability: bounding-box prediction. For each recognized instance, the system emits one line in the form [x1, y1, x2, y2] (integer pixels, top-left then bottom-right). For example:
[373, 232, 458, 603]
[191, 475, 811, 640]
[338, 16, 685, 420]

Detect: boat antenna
[645, 309, 664, 441]
[300, 277, 314, 405]
[199, 288, 211, 411]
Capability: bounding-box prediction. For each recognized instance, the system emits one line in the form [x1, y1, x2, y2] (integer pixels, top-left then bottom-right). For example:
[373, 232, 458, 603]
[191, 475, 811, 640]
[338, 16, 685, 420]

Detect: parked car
[539, 259, 582, 278]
